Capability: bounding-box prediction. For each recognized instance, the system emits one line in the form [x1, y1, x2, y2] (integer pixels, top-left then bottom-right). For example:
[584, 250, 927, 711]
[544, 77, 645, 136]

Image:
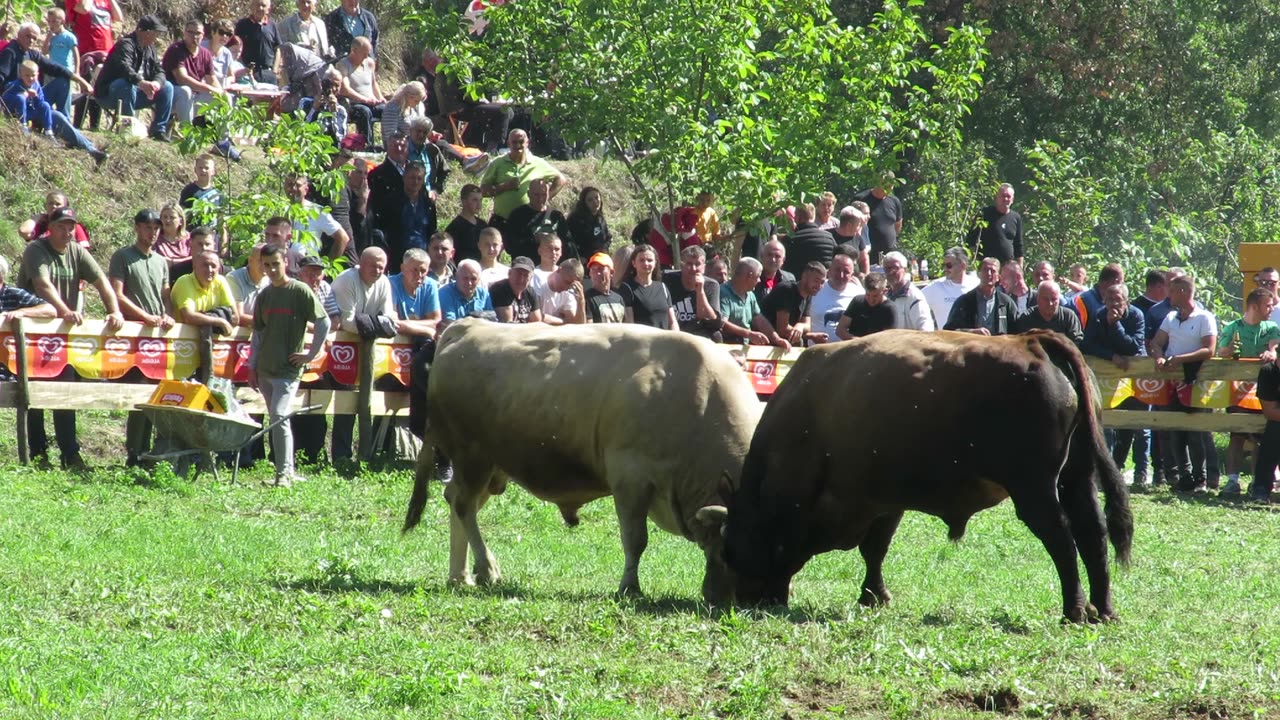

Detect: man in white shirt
[285, 173, 351, 261]
[921, 246, 977, 329]
[807, 252, 863, 341]
[1150, 273, 1217, 494]
[331, 246, 399, 333]
[537, 258, 586, 325]
[881, 251, 934, 331]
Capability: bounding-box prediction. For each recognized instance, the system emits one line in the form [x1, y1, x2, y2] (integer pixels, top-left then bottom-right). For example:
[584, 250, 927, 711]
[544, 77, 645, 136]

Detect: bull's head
[694, 469, 802, 608]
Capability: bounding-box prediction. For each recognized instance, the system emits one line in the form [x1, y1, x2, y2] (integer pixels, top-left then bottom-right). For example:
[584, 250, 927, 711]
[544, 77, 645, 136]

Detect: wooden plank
[0, 382, 408, 416]
[1102, 409, 1266, 434]
[1085, 357, 1264, 383]
[14, 319, 29, 464]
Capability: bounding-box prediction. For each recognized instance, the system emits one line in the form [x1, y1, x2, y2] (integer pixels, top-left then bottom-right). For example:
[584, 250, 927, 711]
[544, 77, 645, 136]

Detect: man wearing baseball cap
[491, 256, 542, 324]
[17, 206, 126, 470]
[93, 14, 174, 141]
[110, 208, 175, 466]
[584, 252, 624, 323]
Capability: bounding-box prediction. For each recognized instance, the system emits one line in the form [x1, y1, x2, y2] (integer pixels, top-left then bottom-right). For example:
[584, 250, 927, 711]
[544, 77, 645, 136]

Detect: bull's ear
[695, 505, 729, 529]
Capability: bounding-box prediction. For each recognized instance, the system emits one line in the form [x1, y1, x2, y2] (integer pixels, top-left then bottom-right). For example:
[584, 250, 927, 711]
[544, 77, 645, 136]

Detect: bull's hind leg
[444, 464, 501, 587]
[858, 512, 903, 607]
[1059, 463, 1116, 621]
[1008, 484, 1089, 623]
[612, 478, 655, 597]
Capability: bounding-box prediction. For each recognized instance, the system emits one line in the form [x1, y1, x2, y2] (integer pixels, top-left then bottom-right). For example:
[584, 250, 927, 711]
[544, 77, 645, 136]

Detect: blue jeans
[43, 77, 72, 115]
[101, 78, 173, 136]
[52, 109, 99, 153]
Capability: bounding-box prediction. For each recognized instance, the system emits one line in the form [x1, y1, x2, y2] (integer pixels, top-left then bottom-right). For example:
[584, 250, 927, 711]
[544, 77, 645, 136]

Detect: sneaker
[91, 149, 109, 170]
[31, 454, 55, 471]
[1122, 469, 1135, 485]
[1133, 470, 1150, 488]
[463, 153, 490, 175]
[1220, 480, 1242, 496]
[268, 474, 293, 488]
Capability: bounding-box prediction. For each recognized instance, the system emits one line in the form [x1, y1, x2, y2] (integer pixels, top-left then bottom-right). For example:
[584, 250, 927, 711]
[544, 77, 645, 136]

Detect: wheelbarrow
[136, 403, 322, 483]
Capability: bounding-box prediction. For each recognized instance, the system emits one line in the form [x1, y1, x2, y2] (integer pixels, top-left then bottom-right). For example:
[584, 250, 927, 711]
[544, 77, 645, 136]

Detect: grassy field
[1, 449, 1279, 719]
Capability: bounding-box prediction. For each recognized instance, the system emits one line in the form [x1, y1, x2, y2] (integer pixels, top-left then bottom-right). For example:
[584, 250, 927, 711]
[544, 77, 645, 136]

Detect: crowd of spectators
[1, 4, 1276, 498]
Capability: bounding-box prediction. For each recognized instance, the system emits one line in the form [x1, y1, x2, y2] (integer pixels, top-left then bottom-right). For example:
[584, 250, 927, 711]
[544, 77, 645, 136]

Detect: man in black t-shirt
[781, 203, 836, 276]
[235, 0, 282, 84]
[761, 261, 827, 346]
[965, 183, 1024, 265]
[836, 272, 895, 338]
[1250, 360, 1280, 502]
[491, 256, 542, 324]
[662, 245, 722, 340]
[505, 179, 568, 261]
[852, 172, 903, 265]
[584, 252, 625, 323]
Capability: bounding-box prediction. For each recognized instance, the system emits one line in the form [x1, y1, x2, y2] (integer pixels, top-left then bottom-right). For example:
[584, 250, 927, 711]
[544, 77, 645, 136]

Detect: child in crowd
[42, 9, 78, 114]
[2, 61, 56, 138]
[179, 154, 223, 225]
[477, 227, 508, 288]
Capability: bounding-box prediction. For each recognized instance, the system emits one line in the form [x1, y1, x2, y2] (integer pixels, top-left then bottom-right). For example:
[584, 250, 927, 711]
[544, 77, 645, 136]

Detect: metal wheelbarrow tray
[135, 403, 319, 482]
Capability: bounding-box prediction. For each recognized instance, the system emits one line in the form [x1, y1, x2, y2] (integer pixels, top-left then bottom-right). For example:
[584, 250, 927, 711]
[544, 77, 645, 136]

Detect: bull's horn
[695, 505, 729, 525]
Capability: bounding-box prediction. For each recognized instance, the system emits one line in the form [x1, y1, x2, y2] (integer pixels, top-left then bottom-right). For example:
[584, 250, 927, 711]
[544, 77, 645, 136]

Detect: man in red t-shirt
[161, 19, 223, 125]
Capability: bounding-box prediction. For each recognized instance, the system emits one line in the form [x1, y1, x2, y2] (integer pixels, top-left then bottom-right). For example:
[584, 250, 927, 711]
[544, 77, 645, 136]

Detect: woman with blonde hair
[381, 80, 427, 150]
[156, 203, 193, 275]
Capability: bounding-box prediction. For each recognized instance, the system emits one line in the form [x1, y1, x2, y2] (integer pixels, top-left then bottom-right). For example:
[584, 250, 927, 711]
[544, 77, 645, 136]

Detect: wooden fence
[0, 319, 1269, 466]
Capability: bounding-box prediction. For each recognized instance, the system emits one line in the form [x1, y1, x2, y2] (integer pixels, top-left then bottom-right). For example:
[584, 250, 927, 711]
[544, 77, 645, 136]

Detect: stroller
[279, 43, 348, 146]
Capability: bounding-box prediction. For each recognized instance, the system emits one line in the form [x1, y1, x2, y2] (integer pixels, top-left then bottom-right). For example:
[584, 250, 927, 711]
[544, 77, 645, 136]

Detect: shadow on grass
[1138, 487, 1278, 512]
[273, 574, 847, 621]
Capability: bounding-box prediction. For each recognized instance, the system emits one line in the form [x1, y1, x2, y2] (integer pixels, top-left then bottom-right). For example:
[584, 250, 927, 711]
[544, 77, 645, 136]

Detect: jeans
[4, 96, 54, 133]
[1251, 420, 1280, 499]
[52, 109, 99, 153]
[43, 77, 72, 115]
[349, 102, 383, 145]
[260, 376, 301, 478]
[100, 78, 174, 136]
[1106, 397, 1150, 477]
[26, 368, 79, 461]
[172, 85, 213, 125]
[1159, 400, 1209, 487]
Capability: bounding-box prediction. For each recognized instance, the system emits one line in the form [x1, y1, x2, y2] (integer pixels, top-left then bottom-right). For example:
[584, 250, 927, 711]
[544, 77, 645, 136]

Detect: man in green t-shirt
[1215, 287, 1280, 494]
[248, 244, 330, 487]
[16, 207, 125, 470]
[479, 128, 567, 229]
[109, 208, 176, 467]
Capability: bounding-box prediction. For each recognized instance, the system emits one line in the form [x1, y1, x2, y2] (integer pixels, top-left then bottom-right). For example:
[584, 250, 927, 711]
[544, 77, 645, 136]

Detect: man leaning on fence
[1150, 274, 1217, 494]
[110, 208, 175, 467]
[17, 207, 125, 470]
[1080, 282, 1149, 487]
[1216, 288, 1280, 496]
[0, 255, 56, 381]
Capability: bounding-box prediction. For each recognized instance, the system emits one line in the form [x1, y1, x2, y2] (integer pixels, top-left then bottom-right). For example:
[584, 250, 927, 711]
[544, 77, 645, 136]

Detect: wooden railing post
[198, 326, 213, 385]
[13, 318, 29, 464]
[356, 338, 374, 460]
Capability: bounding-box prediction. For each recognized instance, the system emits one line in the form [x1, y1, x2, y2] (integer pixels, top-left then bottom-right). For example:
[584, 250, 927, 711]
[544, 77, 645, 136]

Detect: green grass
[1, 449, 1279, 719]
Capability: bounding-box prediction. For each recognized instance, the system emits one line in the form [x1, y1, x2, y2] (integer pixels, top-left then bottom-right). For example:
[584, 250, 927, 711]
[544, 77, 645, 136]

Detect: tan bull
[402, 318, 761, 601]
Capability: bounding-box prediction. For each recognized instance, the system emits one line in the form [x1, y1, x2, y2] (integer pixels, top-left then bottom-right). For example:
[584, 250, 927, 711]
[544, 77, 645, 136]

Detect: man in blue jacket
[1081, 283, 1149, 487]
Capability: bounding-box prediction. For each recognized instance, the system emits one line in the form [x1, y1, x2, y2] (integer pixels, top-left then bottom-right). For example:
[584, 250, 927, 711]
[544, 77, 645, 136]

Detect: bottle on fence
[1232, 330, 1242, 360]
[920, 259, 929, 281]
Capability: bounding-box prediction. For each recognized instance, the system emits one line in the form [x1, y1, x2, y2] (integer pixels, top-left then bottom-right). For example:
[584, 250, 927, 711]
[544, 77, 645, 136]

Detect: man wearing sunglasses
[922, 245, 977, 330]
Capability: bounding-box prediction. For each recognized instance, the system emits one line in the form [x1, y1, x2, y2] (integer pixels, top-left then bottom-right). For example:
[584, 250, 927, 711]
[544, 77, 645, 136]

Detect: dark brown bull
[698, 329, 1133, 622]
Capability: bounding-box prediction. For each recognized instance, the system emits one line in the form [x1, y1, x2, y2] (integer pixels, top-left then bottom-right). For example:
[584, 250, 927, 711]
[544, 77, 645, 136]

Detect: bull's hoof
[448, 574, 476, 587]
[614, 584, 644, 600]
[1061, 605, 1089, 624]
[474, 566, 501, 586]
[858, 586, 892, 607]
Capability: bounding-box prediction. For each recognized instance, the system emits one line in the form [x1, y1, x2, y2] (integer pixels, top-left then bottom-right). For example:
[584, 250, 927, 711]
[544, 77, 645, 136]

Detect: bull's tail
[1036, 332, 1133, 566]
[402, 440, 437, 534]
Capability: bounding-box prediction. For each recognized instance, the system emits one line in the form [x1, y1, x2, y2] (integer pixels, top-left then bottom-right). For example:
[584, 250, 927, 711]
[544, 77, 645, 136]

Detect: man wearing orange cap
[583, 252, 624, 323]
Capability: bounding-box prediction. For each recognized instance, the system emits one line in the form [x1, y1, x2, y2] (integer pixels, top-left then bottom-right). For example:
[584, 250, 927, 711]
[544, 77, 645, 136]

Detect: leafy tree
[176, 96, 347, 272]
[408, 0, 986, 250]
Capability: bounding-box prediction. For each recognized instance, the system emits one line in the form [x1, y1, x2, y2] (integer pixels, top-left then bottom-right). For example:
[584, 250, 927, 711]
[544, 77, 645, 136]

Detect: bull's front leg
[612, 482, 655, 597]
[444, 476, 501, 586]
